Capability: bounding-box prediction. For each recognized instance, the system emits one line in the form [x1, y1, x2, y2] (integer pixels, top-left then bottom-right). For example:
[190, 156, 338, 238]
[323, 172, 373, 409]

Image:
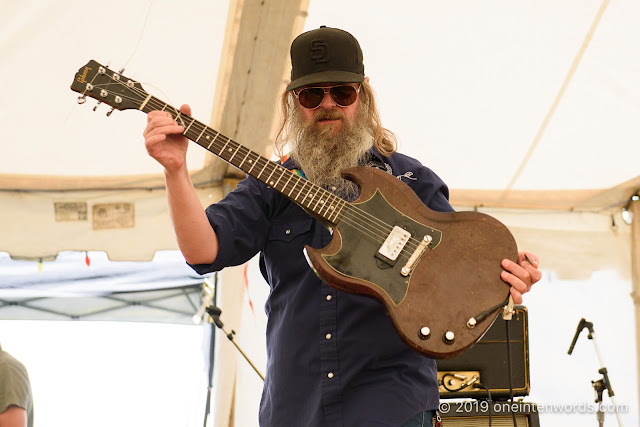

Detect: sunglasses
[293, 84, 360, 109]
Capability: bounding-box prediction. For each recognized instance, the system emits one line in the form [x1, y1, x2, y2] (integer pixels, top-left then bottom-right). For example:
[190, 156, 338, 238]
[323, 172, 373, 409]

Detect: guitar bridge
[401, 234, 433, 276]
[375, 226, 411, 266]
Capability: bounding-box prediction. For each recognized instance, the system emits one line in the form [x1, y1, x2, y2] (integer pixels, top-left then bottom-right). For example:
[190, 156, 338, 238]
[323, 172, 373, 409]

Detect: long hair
[274, 80, 398, 158]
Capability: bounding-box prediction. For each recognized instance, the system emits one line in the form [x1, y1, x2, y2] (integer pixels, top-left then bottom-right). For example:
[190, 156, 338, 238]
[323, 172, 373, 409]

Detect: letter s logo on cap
[310, 40, 328, 63]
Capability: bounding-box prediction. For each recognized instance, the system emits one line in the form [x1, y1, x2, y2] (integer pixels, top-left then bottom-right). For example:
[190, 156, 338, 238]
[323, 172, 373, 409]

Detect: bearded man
[143, 26, 540, 427]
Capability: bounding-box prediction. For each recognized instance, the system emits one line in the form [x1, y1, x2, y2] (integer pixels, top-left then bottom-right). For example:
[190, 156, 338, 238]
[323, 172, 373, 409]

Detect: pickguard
[322, 190, 442, 305]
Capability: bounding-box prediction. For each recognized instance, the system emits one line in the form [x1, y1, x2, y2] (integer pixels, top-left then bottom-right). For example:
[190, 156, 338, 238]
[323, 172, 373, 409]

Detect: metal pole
[203, 274, 218, 427]
[629, 199, 640, 426]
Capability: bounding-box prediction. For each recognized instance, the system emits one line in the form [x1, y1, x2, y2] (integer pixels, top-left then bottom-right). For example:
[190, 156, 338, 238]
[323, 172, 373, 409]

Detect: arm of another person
[0, 405, 27, 427]
[143, 104, 218, 265]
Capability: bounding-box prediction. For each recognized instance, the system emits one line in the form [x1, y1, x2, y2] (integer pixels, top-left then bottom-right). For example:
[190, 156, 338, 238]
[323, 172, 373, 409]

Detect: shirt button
[325, 333, 332, 340]
[327, 372, 334, 379]
[326, 295, 332, 301]
[285, 229, 291, 235]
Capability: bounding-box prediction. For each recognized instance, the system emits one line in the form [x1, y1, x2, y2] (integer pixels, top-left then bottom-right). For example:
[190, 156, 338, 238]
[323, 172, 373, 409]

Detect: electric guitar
[70, 60, 518, 358]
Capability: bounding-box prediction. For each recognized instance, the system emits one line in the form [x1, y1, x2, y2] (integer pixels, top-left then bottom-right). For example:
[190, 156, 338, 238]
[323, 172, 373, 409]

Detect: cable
[473, 383, 493, 427]
[505, 318, 517, 426]
[440, 373, 478, 393]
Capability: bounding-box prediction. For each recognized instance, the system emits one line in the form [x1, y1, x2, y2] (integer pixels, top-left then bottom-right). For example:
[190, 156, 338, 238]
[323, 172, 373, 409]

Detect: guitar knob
[443, 330, 455, 344]
[418, 326, 431, 340]
[77, 95, 86, 104]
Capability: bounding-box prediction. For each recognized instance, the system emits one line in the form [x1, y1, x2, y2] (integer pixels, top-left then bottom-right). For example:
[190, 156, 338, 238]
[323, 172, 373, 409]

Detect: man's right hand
[143, 104, 192, 173]
[142, 103, 219, 265]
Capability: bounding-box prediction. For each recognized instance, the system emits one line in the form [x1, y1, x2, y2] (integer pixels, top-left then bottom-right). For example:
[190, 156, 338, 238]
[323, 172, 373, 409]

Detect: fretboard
[141, 96, 346, 224]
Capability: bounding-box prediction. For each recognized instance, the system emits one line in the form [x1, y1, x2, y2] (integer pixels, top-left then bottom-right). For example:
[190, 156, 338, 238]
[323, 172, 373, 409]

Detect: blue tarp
[0, 250, 209, 323]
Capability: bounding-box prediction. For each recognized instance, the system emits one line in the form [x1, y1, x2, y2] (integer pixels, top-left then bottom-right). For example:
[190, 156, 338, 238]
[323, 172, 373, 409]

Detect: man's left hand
[501, 252, 541, 304]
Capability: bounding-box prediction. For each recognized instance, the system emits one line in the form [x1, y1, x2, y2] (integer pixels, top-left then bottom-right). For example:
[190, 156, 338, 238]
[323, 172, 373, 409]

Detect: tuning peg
[93, 101, 102, 111]
[77, 95, 86, 104]
[106, 107, 115, 117]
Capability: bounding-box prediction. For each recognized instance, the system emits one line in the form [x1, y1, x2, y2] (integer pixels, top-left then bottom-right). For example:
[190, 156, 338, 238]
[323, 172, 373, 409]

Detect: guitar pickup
[376, 226, 411, 266]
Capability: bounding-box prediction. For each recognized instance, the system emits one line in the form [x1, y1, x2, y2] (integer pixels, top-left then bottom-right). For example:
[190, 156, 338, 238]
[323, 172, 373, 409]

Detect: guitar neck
[140, 96, 346, 224]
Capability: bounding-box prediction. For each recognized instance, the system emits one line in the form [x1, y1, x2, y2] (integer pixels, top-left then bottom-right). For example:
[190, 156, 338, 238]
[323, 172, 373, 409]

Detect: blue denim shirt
[191, 148, 453, 426]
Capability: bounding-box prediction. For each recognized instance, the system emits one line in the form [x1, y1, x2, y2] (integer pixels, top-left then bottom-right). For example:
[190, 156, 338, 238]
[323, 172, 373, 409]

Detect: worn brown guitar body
[305, 167, 518, 358]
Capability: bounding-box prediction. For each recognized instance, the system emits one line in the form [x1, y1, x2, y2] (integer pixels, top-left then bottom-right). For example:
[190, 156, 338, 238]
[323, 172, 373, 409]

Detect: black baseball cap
[286, 26, 365, 92]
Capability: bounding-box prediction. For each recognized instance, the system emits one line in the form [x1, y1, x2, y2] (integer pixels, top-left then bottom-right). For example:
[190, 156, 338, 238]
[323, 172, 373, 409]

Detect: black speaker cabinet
[434, 401, 540, 426]
[437, 306, 529, 400]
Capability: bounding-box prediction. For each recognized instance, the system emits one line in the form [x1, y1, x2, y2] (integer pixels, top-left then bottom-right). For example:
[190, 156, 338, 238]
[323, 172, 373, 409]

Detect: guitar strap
[280, 153, 307, 179]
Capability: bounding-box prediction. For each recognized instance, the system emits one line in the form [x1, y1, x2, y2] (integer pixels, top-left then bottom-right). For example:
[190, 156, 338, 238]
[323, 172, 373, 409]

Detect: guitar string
[158, 107, 429, 256]
[77, 68, 408, 251]
[95, 77, 426, 257]
[94, 76, 430, 259]
[100, 78, 429, 261]
[172, 115, 427, 257]
[136, 92, 425, 251]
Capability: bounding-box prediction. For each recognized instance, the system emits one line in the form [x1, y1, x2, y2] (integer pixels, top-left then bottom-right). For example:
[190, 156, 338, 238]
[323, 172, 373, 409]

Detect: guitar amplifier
[434, 400, 540, 426]
[437, 306, 529, 400]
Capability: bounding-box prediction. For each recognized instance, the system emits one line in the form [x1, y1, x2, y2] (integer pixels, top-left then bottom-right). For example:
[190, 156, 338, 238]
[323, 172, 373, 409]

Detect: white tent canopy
[1, 0, 638, 425]
[1, 0, 637, 273]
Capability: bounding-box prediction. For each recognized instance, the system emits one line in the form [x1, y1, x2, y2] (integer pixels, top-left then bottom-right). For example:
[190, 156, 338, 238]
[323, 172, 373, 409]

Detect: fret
[312, 191, 327, 212]
[327, 199, 343, 223]
[272, 168, 288, 190]
[174, 111, 185, 126]
[295, 179, 309, 203]
[195, 124, 207, 142]
[309, 186, 323, 210]
[228, 145, 242, 163]
[183, 117, 194, 133]
[264, 166, 278, 187]
[311, 187, 324, 211]
[303, 185, 321, 210]
[281, 174, 294, 196]
[323, 202, 334, 222]
[161, 103, 167, 112]
[318, 194, 334, 217]
[218, 139, 231, 156]
[287, 177, 302, 201]
[283, 175, 298, 199]
[206, 131, 219, 150]
[256, 160, 270, 180]
[331, 202, 346, 223]
[247, 155, 259, 174]
[298, 180, 312, 205]
[238, 151, 252, 169]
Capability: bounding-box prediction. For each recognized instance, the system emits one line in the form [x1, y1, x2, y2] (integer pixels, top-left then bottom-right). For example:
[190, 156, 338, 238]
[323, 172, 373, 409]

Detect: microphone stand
[195, 277, 264, 427]
[206, 306, 265, 381]
[568, 318, 623, 427]
[200, 276, 218, 427]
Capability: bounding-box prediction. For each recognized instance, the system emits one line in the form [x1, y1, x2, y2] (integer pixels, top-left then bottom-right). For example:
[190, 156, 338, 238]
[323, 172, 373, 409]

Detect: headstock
[70, 60, 148, 114]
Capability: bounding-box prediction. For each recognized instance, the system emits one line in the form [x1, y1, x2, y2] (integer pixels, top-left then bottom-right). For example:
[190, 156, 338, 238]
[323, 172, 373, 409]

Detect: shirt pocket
[267, 217, 314, 244]
[262, 216, 316, 283]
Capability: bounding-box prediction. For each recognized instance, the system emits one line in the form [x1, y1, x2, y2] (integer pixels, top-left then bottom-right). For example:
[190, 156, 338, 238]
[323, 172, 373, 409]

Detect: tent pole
[630, 198, 640, 423]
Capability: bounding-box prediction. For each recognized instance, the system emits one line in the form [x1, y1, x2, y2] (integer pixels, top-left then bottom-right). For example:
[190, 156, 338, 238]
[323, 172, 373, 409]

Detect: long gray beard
[289, 106, 374, 200]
